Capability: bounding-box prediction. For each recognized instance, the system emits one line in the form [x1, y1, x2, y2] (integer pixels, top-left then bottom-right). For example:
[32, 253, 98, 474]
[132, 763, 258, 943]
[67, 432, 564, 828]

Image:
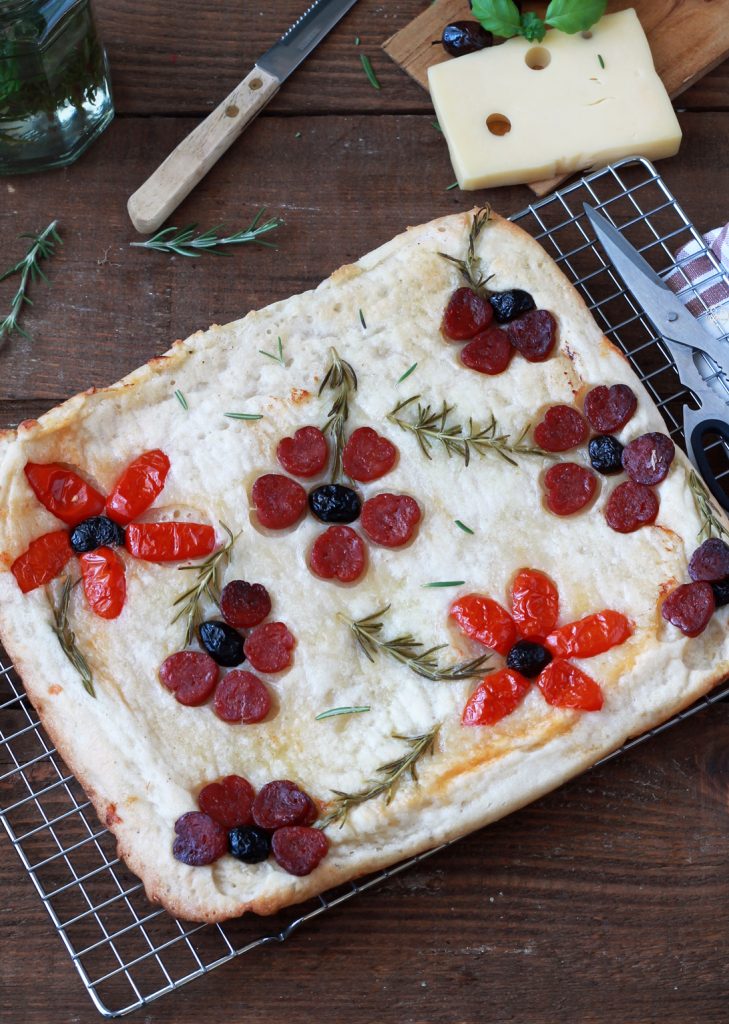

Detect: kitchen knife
[584, 203, 729, 512]
[128, 0, 359, 234]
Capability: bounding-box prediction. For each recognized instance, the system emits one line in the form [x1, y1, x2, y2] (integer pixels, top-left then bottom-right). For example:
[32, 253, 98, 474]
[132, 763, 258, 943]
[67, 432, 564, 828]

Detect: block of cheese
[428, 8, 682, 190]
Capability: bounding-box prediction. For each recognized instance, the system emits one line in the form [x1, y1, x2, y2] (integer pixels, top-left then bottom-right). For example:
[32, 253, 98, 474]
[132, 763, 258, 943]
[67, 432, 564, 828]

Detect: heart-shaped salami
[584, 384, 637, 434]
[544, 463, 597, 516]
[276, 426, 328, 478]
[534, 405, 588, 452]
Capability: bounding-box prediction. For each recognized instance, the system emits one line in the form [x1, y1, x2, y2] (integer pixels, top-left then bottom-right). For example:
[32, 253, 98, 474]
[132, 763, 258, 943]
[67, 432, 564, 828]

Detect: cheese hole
[486, 113, 511, 136]
[524, 47, 550, 70]
[581, 31, 593, 39]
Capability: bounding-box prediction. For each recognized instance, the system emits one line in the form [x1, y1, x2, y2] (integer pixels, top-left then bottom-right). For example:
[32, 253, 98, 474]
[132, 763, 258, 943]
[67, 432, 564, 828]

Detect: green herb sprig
[51, 577, 95, 698]
[259, 336, 285, 366]
[440, 206, 491, 291]
[689, 471, 729, 542]
[320, 724, 441, 828]
[0, 220, 61, 343]
[319, 347, 358, 480]
[471, 0, 606, 43]
[315, 706, 371, 721]
[130, 208, 282, 257]
[341, 605, 490, 682]
[171, 525, 236, 645]
[388, 394, 548, 468]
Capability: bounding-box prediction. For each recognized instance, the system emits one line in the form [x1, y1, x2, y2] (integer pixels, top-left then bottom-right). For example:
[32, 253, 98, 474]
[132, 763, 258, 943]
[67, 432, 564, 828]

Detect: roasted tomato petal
[545, 610, 632, 659]
[105, 449, 170, 525]
[11, 530, 73, 593]
[24, 463, 105, 527]
[125, 522, 215, 562]
[537, 660, 604, 711]
[450, 594, 516, 655]
[462, 669, 531, 726]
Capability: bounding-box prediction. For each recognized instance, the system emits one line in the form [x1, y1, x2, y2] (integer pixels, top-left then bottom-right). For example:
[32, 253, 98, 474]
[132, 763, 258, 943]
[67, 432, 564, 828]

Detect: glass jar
[0, 0, 113, 174]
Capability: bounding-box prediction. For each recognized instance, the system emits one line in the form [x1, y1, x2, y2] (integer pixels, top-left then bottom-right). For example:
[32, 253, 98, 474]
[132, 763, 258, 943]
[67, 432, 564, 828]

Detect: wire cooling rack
[2, 156, 729, 1018]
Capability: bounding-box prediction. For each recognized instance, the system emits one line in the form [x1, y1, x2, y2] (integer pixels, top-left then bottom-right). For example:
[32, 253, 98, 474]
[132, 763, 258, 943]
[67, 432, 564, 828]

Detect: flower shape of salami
[533, 384, 676, 530]
[451, 568, 633, 725]
[11, 451, 216, 618]
[250, 425, 421, 584]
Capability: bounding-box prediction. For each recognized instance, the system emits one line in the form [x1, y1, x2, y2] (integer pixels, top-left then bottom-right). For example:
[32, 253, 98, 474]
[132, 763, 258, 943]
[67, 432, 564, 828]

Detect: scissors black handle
[689, 417, 729, 514]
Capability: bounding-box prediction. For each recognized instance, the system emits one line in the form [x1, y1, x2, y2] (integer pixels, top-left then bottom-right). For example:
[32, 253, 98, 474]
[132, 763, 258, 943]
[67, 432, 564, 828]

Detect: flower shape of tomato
[250, 425, 421, 584]
[11, 451, 216, 619]
[451, 568, 633, 725]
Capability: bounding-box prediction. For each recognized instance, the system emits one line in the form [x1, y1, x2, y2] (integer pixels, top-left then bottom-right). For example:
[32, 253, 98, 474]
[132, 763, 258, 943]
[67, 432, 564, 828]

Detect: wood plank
[1, 110, 727, 413]
[89, 0, 728, 117]
[382, 0, 729, 194]
[3, 700, 729, 1022]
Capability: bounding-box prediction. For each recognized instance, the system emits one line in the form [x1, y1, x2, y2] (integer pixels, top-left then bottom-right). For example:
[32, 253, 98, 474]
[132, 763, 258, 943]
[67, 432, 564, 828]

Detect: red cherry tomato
[11, 530, 73, 593]
[105, 449, 170, 525]
[510, 569, 559, 639]
[545, 610, 632, 658]
[125, 522, 215, 562]
[78, 547, 126, 619]
[24, 462, 105, 527]
[537, 659, 604, 711]
[462, 669, 531, 726]
[449, 594, 516, 655]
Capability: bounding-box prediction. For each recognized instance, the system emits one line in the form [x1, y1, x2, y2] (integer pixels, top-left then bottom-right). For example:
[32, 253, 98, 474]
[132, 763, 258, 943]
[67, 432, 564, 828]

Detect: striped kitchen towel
[667, 224, 729, 338]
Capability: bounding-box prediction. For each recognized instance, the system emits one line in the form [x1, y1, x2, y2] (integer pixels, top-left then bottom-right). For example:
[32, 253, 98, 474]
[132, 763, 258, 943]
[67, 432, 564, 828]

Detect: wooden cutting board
[383, 0, 729, 196]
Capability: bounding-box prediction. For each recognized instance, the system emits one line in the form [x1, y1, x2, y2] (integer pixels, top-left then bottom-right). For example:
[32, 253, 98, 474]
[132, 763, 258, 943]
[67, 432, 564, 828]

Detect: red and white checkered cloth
[667, 225, 729, 337]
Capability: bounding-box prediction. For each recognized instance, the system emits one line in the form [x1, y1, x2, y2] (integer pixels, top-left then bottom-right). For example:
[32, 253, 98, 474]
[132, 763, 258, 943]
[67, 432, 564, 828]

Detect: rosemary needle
[359, 308, 367, 329]
[454, 520, 474, 535]
[445, 181, 459, 191]
[360, 53, 381, 90]
[422, 580, 465, 588]
[315, 706, 371, 721]
[598, 54, 605, 68]
[397, 362, 418, 384]
[174, 389, 188, 410]
[225, 412, 263, 420]
[259, 336, 285, 365]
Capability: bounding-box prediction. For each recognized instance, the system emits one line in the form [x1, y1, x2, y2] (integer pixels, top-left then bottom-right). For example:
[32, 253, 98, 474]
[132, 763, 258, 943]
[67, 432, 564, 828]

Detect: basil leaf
[545, 0, 607, 33]
[471, 0, 522, 38]
[520, 12, 546, 42]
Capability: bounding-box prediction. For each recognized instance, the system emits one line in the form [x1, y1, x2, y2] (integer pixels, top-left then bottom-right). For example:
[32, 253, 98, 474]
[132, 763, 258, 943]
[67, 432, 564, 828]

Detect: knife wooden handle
[127, 66, 280, 234]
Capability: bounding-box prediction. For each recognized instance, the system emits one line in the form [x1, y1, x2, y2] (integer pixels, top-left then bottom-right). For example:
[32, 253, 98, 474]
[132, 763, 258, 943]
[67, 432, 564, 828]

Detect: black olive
[711, 579, 729, 608]
[505, 640, 552, 679]
[69, 515, 125, 553]
[588, 435, 624, 475]
[308, 484, 361, 524]
[489, 289, 536, 324]
[198, 620, 245, 667]
[439, 21, 493, 57]
[228, 825, 271, 863]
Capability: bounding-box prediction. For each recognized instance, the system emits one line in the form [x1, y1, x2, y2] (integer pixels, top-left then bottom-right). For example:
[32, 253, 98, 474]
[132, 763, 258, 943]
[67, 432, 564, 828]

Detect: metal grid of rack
[2, 156, 729, 1018]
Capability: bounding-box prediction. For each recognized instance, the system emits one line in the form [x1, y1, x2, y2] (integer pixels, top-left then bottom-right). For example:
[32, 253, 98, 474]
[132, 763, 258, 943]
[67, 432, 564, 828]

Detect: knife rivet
[667, 312, 678, 322]
[249, 77, 263, 91]
[225, 105, 240, 118]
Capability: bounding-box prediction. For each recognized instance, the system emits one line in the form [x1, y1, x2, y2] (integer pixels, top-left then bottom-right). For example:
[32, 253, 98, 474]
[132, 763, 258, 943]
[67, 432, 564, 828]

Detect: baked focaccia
[1, 209, 727, 923]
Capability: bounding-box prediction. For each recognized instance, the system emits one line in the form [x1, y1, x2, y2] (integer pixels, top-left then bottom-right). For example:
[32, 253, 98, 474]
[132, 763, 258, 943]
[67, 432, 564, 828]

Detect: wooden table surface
[2, 2, 729, 1021]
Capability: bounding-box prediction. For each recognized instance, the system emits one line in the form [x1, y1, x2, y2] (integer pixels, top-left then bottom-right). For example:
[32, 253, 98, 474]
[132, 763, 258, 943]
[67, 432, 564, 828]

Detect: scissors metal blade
[583, 203, 728, 372]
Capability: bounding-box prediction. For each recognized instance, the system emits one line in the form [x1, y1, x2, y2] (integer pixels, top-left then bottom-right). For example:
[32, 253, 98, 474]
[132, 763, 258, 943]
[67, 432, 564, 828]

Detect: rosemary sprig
[171, 525, 236, 645]
[689, 471, 729, 542]
[319, 347, 358, 480]
[315, 706, 371, 721]
[129, 208, 283, 257]
[259, 336, 285, 365]
[320, 723, 441, 828]
[439, 206, 491, 291]
[51, 577, 95, 698]
[341, 605, 490, 682]
[388, 394, 548, 468]
[0, 220, 61, 343]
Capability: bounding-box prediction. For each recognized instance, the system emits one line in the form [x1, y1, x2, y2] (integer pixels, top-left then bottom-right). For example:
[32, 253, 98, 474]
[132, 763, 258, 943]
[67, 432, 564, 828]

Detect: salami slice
[534, 405, 588, 453]
[342, 427, 397, 482]
[661, 581, 715, 637]
[505, 309, 557, 362]
[276, 427, 328, 479]
[213, 670, 272, 723]
[442, 287, 492, 340]
[309, 525, 366, 583]
[543, 463, 597, 516]
[220, 580, 272, 628]
[460, 327, 513, 375]
[198, 775, 255, 828]
[251, 474, 307, 530]
[271, 826, 329, 876]
[159, 651, 219, 706]
[360, 493, 421, 548]
[605, 481, 659, 533]
[583, 384, 636, 434]
[244, 622, 295, 673]
[252, 780, 317, 830]
[688, 538, 729, 582]
[621, 433, 675, 486]
[172, 812, 228, 866]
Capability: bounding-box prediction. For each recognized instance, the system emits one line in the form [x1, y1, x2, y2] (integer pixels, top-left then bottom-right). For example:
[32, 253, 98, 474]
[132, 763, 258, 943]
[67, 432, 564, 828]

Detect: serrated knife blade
[128, 0, 360, 234]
